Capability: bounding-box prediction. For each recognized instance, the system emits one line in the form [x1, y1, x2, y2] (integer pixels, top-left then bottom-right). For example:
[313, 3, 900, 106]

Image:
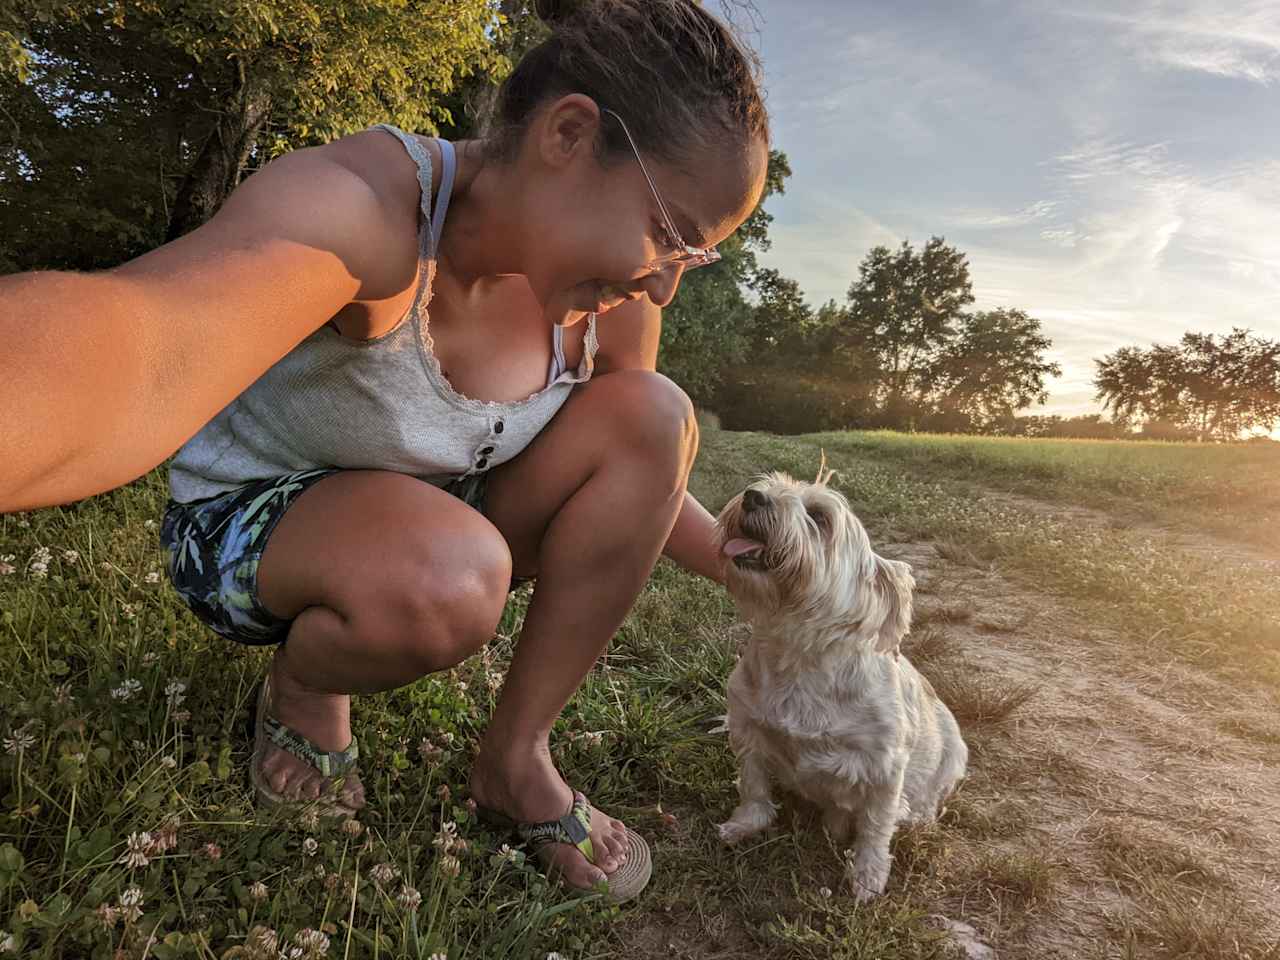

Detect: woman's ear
[532, 93, 604, 170]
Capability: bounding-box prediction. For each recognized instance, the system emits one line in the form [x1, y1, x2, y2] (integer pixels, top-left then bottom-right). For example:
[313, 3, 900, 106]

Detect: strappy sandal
[478, 790, 652, 903]
[248, 672, 361, 819]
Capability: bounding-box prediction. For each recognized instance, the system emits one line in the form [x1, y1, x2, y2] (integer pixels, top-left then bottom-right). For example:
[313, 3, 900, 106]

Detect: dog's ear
[872, 556, 914, 654]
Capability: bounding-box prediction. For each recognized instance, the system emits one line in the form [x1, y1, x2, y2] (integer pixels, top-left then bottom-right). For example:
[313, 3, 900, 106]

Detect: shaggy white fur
[716, 467, 968, 901]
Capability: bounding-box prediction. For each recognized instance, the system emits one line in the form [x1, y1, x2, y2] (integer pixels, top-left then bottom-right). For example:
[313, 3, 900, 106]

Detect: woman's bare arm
[0, 145, 408, 513]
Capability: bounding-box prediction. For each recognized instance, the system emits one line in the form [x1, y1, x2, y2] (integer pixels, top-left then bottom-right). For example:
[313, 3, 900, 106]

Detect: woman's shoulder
[322, 126, 444, 225]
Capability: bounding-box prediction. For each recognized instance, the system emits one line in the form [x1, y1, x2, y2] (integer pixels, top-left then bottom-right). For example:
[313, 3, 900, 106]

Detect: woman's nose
[641, 262, 685, 308]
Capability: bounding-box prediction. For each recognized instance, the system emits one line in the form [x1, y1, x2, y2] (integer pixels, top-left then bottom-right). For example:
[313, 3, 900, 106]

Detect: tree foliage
[1, 0, 504, 268]
[1095, 328, 1280, 441]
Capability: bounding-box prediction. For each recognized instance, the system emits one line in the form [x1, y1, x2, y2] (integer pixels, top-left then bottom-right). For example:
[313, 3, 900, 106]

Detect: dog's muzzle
[723, 490, 771, 570]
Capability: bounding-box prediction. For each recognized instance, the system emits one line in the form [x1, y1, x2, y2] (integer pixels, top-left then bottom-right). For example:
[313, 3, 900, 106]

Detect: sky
[712, 0, 1280, 418]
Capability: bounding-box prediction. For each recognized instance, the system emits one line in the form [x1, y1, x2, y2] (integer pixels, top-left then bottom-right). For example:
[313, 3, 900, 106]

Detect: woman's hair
[485, 0, 768, 170]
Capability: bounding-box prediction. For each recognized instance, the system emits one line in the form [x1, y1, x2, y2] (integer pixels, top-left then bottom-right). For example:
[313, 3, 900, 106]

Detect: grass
[2, 420, 1278, 958]
[811, 429, 1280, 551]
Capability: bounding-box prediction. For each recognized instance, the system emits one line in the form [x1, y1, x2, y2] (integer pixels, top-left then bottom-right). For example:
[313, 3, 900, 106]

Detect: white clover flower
[111, 679, 142, 701]
[302, 837, 318, 857]
[429, 954, 448, 960]
[298, 808, 320, 831]
[546, 953, 566, 960]
[341, 818, 363, 837]
[0, 931, 14, 954]
[144, 519, 157, 530]
[397, 884, 422, 911]
[819, 886, 832, 898]
[52, 682, 74, 705]
[141, 652, 159, 666]
[144, 571, 161, 584]
[369, 862, 398, 886]
[293, 928, 330, 956]
[417, 738, 443, 761]
[438, 854, 461, 878]
[160, 755, 177, 769]
[497, 844, 519, 863]
[249, 880, 269, 902]
[0, 556, 15, 576]
[432, 821, 459, 853]
[201, 843, 222, 861]
[119, 602, 137, 621]
[581, 731, 604, 749]
[118, 832, 152, 869]
[15, 517, 29, 528]
[117, 885, 144, 923]
[456, 681, 467, 693]
[94, 903, 119, 929]
[2, 726, 35, 756]
[62, 549, 80, 564]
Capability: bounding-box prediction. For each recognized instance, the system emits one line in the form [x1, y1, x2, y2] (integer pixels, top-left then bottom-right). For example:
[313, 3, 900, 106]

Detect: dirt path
[886, 539, 1280, 960]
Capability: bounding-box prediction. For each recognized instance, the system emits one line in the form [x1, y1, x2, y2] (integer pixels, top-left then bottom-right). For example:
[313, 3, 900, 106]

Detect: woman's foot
[257, 650, 366, 809]
[469, 738, 629, 890]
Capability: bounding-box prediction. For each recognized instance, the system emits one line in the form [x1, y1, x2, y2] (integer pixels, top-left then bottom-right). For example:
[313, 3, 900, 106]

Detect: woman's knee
[345, 528, 511, 673]
[591, 370, 698, 474]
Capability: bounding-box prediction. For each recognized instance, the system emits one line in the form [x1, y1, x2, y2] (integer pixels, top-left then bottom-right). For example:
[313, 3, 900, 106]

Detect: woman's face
[520, 96, 768, 324]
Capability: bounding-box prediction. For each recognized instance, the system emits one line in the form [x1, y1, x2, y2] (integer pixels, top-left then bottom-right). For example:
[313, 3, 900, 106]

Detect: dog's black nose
[743, 488, 770, 512]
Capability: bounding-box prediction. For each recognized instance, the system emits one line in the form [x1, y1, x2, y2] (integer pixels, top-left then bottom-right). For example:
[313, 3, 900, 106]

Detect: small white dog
[716, 466, 967, 901]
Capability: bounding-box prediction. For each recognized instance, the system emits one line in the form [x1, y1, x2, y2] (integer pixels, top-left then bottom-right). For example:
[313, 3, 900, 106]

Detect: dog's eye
[806, 505, 828, 528]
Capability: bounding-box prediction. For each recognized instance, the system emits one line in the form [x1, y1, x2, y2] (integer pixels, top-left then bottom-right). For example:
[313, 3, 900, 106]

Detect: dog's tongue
[722, 537, 765, 559]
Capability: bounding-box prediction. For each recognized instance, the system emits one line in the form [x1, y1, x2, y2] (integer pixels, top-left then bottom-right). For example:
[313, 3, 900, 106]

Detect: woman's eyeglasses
[601, 108, 722, 271]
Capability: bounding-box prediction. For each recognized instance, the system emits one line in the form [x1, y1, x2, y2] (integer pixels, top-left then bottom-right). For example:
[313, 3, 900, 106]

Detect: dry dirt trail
[884, 535, 1280, 960]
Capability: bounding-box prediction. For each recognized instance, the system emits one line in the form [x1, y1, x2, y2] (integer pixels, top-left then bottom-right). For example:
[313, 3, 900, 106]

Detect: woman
[0, 0, 769, 900]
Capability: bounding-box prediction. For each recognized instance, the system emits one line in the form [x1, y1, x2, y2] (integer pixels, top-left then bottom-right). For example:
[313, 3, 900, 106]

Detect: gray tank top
[168, 124, 600, 503]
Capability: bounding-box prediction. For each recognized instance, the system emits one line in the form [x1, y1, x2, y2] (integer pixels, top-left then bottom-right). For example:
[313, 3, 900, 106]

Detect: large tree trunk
[166, 61, 272, 241]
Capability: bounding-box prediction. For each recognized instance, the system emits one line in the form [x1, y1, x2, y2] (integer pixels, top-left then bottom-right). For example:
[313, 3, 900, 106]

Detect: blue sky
[713, 0, 1280, 417]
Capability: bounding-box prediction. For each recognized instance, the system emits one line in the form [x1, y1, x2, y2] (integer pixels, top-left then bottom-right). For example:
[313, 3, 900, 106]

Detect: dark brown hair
[487, 0, 769, 171]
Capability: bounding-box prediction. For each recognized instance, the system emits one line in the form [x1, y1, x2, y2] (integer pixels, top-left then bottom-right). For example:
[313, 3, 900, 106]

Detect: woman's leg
[252, 470, 515, 809]
[251, 369, 698, 889]
[472, 370, 699, 888]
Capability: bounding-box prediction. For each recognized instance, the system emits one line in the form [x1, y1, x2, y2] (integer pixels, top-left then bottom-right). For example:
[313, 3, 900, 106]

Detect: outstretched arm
[1, 141, 408, 513]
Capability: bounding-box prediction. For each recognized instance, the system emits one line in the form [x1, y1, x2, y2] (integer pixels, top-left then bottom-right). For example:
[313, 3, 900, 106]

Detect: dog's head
[716, 468, 914, 654]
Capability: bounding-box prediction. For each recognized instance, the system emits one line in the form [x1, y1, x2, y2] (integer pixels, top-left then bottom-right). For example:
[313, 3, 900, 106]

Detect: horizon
[714, 0, 1279, 430]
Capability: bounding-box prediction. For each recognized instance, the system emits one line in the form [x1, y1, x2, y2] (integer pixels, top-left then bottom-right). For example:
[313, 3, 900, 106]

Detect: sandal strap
[262, 713, 359, 779]
[515, 791, 595, 864]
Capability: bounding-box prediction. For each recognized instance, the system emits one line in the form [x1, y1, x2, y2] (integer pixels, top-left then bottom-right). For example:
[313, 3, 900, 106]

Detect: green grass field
[2, 422, 1278, 959]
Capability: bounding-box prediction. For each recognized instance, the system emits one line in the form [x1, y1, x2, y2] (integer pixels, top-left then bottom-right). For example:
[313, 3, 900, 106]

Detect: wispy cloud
[1062, 1, 1280, 84]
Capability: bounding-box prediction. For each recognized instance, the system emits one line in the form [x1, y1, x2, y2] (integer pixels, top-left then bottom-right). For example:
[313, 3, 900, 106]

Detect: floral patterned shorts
[159, 469, 490, 646]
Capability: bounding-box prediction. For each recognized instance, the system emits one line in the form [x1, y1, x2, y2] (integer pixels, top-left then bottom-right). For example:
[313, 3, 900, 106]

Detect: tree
[927, 308, 1061, 432]
[837, 236, 975, 424]
[1, 0, 503, 267]
[1095, 328, 1280, 441]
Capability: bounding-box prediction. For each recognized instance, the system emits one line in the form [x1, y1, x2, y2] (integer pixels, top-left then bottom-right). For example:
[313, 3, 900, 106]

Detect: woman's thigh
[255, 470, 513, 658]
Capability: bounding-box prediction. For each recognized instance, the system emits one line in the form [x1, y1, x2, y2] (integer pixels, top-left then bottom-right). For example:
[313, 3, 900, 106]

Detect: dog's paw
[717, 820, 753, 845]
[845, 861, 890, 902]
